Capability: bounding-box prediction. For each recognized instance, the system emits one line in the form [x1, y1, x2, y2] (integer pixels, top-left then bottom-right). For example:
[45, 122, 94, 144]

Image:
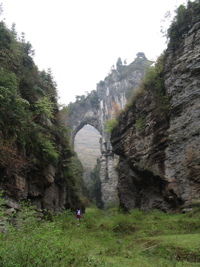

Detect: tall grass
[0, 204, 199, 266]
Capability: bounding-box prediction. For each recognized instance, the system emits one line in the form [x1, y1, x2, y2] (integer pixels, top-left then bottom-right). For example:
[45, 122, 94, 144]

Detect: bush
[167, 1, 200, 49]
[104, 119, 118, 133]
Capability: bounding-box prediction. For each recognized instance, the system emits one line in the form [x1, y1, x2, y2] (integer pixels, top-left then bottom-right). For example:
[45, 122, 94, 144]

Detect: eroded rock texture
[111, 21, 200, 211]
[1, 163, 74, 212]
[164, 21, 200, 209]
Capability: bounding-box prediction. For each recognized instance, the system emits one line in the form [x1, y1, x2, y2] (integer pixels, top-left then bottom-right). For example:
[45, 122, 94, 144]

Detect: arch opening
[74, 124, 103, 208]
[74, 124, 102, 184]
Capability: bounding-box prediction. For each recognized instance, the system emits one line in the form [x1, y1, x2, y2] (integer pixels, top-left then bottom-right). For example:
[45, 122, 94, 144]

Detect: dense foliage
[167, 0, 200, 49]
[0, 20, 59, 168]
[0, 19, 83, 207]
[0, 203, 199, 266]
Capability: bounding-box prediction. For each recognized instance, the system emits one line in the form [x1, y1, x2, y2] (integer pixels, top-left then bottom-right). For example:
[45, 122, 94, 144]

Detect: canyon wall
[0, 20, 82, 212]
[111, 20, 200, 211]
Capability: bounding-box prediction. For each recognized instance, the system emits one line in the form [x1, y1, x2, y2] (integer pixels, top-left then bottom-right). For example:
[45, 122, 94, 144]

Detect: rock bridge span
[66, 91, 102, 146]
[65, 90, 121, 206]
[63, 55, 148, 206]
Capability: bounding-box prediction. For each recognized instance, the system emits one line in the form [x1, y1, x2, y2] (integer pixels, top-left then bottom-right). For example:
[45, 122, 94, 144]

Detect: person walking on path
[76, 209, 82, 225]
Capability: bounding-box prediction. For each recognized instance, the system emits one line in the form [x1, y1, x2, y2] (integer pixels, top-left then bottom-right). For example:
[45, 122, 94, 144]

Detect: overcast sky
[1, 0, 186, 105]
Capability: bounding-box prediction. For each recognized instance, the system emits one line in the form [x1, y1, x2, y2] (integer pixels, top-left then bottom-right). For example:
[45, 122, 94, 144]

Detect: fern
[34, 96, 54, 119]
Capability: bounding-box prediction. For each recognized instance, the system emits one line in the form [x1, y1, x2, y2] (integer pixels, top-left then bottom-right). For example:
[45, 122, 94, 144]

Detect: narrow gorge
[65, 3, 200, 211]
[1, 1, 200, 213]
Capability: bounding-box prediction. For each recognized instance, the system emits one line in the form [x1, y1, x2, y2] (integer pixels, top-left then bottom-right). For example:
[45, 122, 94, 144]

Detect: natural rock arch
[66, 91, 102, 147]
[63, 54, 150, 206]
[64, 91, 120, 207]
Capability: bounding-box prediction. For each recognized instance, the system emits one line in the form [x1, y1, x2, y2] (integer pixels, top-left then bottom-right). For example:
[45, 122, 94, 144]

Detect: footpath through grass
[0, 205, 200, 266]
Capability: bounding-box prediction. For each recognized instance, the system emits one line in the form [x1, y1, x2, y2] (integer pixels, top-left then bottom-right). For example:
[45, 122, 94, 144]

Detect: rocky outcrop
[111, 20, 200, 211]
[1, 163, 72, 212]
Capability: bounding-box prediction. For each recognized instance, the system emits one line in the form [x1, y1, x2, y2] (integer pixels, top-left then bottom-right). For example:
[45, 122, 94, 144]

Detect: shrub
[167, 1, 200, 49]
[135, 114, 146, 131]
[104, 119, 118, 133]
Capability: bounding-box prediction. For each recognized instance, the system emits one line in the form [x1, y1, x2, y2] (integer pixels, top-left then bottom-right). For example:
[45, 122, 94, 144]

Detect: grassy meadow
[0, 205, 200, 267]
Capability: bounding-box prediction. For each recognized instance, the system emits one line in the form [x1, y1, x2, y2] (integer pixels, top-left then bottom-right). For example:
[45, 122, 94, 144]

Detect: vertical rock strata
[1, 162, 73, 212]
[111, 21, 200, 211]
[164, 21, 200, 208]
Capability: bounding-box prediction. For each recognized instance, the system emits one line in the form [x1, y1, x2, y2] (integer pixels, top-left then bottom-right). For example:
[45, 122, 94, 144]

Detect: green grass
[0, 206, 200, 266]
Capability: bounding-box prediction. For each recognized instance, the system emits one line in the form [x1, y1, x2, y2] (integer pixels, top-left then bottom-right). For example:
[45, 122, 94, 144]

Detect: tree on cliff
[136, 52, 147, 59]
[167, 1, 200, 49]
[116, 57, 123, 70]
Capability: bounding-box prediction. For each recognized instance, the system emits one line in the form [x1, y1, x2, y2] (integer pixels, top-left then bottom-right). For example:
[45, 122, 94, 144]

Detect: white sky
[1, 0, 186, 105]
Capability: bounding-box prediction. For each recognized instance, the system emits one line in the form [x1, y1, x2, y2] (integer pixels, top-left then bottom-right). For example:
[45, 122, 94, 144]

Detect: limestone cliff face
[111, 20, 200, 211]
[0, 137, 79, 212]
[164, 20, 200, 208]
[1, 164, 68, 212]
